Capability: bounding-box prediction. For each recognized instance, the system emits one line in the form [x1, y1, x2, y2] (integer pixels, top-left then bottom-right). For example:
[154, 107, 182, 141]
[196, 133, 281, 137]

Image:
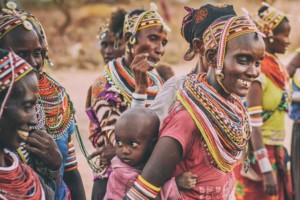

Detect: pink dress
[104, 157, 182, 200]
[160, 108, 235, 200]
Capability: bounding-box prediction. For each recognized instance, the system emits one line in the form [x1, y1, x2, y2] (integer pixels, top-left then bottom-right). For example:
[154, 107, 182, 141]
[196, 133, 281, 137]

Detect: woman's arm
[141, 137, 182, 186]
[287, 52, 300, 77]
[124, 137, 182, 199]
[247, 82, 278, 196]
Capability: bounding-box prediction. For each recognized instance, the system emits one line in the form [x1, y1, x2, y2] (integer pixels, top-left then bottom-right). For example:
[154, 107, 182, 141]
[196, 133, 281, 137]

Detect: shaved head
[115, 107, 160, 140]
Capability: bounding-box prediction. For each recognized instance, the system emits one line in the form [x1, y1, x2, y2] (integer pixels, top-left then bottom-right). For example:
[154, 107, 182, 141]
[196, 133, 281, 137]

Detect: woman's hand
[25, 129, 62, 171]
[130, 53, 156, 94]
[262, 171, 278, 196]
[90, 143, 116, 165]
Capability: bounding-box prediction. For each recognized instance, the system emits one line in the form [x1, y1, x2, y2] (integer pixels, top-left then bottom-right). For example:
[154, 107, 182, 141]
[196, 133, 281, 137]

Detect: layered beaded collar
[177, 74, 251, 172]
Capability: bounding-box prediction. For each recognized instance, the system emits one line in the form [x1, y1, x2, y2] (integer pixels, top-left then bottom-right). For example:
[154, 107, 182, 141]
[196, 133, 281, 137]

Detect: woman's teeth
[238, 79, 250, 87]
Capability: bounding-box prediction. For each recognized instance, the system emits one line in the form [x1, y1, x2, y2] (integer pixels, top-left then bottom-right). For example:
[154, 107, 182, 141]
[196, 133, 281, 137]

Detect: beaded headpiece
[0, 51, 33, 118]
[0, 1, 33, 40]
[123, 2, 170, 38]
[252, 3, 286, 36]
[181, 3, 237, 61]
[202, 12, 262, 93]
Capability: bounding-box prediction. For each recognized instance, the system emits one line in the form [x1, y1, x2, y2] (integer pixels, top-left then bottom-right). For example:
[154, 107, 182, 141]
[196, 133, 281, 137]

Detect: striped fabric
[64, 141, 78, 172]
[0, 51, 33, 92]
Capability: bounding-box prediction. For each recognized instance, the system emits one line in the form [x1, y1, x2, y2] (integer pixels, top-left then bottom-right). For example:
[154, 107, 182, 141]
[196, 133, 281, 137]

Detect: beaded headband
[203, 15, 261, 75]
[0, 51, 33, 118]
[123, 2, 170, 37]
[0, 1, 33, 40]
[252, 3, 286, 36]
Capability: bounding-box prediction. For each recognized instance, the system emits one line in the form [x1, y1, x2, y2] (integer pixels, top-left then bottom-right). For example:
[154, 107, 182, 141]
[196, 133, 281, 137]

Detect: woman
[86, 7, 127, 114]
[86, 3, 169, 199]
[149, 4, 237, 125]
[0, 49, 52, 199]
[124, 4, 265, 199]
[0, 2, 86, 200]
[235, 3, 292, 200]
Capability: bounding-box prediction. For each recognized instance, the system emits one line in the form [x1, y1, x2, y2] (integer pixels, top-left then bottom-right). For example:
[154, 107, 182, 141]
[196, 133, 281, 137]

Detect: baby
[104, 107, 197, 199]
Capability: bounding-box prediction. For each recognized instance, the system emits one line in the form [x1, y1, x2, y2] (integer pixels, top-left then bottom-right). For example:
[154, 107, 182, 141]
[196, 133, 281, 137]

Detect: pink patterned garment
[160, 108, 236, 200]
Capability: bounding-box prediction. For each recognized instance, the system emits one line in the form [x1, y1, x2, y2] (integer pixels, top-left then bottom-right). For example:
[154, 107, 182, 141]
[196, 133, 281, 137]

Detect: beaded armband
[131, 92, 147, 107]
[254, 148, 272, 173]
[248, 106, 263, 127]
[124, 175, 160, 200]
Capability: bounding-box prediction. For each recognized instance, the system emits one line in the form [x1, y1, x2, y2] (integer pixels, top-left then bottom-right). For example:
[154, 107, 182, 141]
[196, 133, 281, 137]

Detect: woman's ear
[124, 32, 132, 43]
[205, 48, 217, 67]
[192, 38, 203, 54]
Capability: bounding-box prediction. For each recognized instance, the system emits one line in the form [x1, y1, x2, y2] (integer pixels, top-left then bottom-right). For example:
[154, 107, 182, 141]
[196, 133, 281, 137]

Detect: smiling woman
[85, 2, 170, 199]
[123, 4, 265, 199]
[0, 49, 54, 199]
[234, 3, 293, 200]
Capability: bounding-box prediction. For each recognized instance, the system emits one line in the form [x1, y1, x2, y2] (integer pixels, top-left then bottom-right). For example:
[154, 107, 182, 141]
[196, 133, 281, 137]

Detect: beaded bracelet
[254, 148, 272, 173]
[125, 175, 160, 200]
[131, 92, 147, 107]
[248, 106, 263, 127]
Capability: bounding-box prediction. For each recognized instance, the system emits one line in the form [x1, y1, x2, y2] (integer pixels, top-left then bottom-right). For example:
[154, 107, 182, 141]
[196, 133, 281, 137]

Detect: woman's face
[100, 32, 125, 64]
[221, 33, 265, 97]
[0, 73, 38, 149]
[131, 26, 168, 64]
[0, 26, 43, 71]
[267, 20, 291, 54]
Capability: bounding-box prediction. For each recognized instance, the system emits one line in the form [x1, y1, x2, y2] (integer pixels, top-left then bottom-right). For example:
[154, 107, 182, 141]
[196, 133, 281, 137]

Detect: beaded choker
[177, 74, 251, 172]
[104, 57, 163, 106]
[0, 150, 44, 200]
[32, 73, 73, 140]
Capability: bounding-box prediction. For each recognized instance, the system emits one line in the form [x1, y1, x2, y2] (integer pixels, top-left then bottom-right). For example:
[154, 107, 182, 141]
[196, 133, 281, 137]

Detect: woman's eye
[131, 142, 138, 147]
[34, 50, 42, 58]
[149, 36, 157, 42]
[116, 141, 123, 147]
[237, 57, 250, 65]
[100, 42, 109, 48]
[162, 39, 168, 46]
[23, 102, 35, 110]
[255, 61, 261, 68]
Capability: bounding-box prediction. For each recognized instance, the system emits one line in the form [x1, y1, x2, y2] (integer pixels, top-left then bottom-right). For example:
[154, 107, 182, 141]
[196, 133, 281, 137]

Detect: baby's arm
[175, 172, 197, 190]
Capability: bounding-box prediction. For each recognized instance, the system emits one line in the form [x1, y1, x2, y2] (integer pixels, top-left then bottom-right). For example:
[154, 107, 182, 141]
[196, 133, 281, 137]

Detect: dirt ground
[50, 62, 293, 199]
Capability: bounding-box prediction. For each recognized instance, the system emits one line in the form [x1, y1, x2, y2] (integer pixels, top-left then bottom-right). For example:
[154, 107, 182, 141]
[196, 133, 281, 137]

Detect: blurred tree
[52, 0, 71, 34]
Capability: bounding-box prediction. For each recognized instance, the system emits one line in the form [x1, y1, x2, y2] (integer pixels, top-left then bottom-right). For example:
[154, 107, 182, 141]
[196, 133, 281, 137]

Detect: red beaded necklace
[0, 150, 44, 200]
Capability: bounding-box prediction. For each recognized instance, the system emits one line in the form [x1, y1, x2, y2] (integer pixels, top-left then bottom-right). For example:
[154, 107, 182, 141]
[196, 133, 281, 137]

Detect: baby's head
[115, 107, 160, 167]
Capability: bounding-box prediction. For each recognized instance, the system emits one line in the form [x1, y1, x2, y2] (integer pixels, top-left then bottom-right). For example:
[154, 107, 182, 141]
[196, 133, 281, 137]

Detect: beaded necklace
[0, 150, 44, 200]
[177, 74, 251, 172]
[32, 72, 73, 140]
[104, 57, 163, 105]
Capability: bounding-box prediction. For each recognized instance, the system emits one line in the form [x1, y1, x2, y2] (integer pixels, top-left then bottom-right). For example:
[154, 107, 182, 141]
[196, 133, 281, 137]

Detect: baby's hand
[175, 172, 197, 190]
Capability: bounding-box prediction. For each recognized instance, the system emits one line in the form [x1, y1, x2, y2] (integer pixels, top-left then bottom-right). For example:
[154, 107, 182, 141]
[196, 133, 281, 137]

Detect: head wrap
[202, 12, 263, 93]
[123, 2, 170, 39]
[0, 50, 33, 118]
[181, 3, 236, 60]
[0, 1, 33, 40]
[253, 3, 286, 37]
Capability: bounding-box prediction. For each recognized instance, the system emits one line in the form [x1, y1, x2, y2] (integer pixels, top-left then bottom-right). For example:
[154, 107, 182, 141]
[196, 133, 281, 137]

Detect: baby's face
[115, 128, 154, 167]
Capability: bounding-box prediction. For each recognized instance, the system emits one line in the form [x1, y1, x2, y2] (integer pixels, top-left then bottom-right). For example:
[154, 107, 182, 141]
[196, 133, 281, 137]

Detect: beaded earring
[129, 35, 136, 45]
[216, 69, 225, 80]
[269, 37, 274, 43]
